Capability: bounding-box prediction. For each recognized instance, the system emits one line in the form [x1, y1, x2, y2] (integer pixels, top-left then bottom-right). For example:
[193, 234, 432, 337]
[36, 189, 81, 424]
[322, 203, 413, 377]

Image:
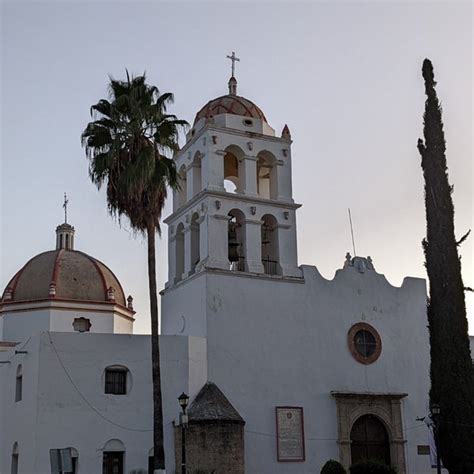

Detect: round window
[348, 323, 382, 364]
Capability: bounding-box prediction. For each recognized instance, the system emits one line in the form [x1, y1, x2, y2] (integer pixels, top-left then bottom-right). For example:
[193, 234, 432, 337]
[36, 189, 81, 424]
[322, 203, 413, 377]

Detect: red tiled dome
[1, 250, 126, 306]
[194, 94, 267, 125]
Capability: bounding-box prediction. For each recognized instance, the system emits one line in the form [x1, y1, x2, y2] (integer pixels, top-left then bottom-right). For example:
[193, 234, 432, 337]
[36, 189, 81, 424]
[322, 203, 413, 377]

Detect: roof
[1, 249, 126, 307]
[194, 94, 267, 125]
[187, 382, 245, 424]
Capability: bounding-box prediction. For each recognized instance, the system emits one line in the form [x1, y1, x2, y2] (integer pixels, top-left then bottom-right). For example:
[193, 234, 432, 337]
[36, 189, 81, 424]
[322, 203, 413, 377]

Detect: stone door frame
[331, 391, 408, 474]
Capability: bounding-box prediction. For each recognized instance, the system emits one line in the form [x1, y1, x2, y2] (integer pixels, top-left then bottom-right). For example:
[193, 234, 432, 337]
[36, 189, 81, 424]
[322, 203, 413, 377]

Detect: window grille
[105, 369, 127, 395]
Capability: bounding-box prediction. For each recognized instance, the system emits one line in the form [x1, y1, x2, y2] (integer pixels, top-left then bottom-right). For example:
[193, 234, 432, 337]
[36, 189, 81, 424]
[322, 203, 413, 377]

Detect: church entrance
[350, 414, 391, 465]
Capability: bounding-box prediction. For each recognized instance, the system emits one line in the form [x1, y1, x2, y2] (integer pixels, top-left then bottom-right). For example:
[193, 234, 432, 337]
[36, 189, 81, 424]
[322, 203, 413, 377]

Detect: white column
[202, 150, 225, 192]
[198, 214, 208, 269]
[276, 220, 302, 277]
[185, 165, 194, 200]
[241, 155, 258, 197]
[183, 223, 193, 277]
[167, 233, 177, 286]
[276, 158, 293, 202]
[204, 214, 229, 270]
[244, 219, 264, 274]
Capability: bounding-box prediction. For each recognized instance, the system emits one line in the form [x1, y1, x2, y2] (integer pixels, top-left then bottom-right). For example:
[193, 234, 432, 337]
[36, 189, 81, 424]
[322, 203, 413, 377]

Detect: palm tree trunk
[147, 218, 166, 472]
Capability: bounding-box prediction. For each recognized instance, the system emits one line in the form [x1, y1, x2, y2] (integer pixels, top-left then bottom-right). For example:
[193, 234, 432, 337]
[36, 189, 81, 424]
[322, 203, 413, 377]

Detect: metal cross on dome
[63, 192, 69, 223]
[226, 51, 240, 77]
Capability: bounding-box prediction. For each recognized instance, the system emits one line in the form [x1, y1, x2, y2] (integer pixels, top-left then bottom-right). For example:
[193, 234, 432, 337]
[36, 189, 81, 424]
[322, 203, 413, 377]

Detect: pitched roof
[188, 382, 245, 424]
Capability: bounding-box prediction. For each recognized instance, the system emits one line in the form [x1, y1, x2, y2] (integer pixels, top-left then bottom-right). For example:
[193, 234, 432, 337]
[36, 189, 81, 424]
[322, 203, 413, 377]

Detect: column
[167, 235, 177, 287]
[244, 219, 264, 274]
[241, 155, 258, 197]
[183, 224, 193, 277]
[277, 219, 302, 277]
[204, 214, 229, 270]
[202, 150, 225, 192]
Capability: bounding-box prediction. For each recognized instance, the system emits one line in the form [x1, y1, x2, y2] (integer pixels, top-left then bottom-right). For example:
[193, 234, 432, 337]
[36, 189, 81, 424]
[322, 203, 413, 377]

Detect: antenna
[348, 208, 357, 257]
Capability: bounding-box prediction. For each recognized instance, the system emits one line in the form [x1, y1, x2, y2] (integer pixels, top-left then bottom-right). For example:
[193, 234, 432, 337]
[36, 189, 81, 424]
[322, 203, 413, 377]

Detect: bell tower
[164, 73, 301, 289]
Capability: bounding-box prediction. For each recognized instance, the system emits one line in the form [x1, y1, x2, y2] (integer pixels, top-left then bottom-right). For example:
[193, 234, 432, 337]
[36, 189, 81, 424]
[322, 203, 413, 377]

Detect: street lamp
[431, 403, 441, 474]
[178, 392, 189, 474]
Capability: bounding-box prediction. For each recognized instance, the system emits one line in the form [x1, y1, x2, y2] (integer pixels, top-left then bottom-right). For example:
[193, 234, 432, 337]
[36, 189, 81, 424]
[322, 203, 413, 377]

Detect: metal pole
[435, 422, 441, 474]
[181, 416, 186, 474]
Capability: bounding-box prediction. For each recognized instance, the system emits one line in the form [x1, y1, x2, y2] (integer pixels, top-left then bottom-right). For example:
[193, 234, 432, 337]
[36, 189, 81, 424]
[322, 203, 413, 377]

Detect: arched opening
[350, 414, 391, 465]
[175, 223, 185, 282]
[224, 145, 244, 193]
[102, 439, 125, 474]
[261, 214, 280, 275]
[11, 442, 18, 474]
[177, 165, 187, 208]
[192, 152, 202, 196]
[15, 365, 22, 402]
[228, 209, 245, 271]
[257, 151, 278, 199]
[190, 213, 200, 274]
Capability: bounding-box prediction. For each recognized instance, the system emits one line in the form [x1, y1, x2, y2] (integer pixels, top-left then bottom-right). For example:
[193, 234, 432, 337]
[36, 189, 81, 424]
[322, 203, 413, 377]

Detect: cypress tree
[417, 58, 474, 473]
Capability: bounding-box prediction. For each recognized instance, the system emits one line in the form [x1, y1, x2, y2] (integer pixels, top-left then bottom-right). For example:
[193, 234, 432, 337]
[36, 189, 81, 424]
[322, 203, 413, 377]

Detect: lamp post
[178, 392, 189, 474]
[431, 403, 441, 474]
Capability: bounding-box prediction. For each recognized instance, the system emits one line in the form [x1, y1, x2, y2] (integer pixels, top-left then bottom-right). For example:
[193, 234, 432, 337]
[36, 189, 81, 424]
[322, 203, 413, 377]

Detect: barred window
[105, 368, 127, 395]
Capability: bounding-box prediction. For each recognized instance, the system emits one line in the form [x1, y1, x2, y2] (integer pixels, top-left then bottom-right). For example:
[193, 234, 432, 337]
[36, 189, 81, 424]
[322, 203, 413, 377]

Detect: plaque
[276, 406, 305, 462]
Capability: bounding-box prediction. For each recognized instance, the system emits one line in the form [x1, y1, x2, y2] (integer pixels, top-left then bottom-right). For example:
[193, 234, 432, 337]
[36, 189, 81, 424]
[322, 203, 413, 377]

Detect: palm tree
[82, 72, 188, 472]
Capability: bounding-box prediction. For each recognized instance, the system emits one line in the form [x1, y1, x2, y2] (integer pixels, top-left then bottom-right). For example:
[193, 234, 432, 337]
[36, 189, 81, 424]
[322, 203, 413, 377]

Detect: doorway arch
[350, 414, 391, 465]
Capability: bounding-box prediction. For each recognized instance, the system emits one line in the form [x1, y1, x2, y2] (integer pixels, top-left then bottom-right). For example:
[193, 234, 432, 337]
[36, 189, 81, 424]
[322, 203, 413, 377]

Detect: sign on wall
[275, 406, 305, 462]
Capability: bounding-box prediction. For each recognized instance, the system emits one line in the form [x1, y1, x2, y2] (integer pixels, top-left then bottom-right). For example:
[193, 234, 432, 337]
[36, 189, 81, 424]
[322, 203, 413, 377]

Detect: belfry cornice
[164, 190, 301, 224]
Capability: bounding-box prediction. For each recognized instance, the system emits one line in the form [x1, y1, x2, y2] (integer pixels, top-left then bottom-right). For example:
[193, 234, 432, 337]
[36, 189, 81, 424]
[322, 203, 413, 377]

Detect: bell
[228, 222, 240, 262]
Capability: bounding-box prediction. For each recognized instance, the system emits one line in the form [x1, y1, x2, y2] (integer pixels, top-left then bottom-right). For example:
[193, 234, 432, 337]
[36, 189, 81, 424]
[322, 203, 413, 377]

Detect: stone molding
[331, 392, 407, 473]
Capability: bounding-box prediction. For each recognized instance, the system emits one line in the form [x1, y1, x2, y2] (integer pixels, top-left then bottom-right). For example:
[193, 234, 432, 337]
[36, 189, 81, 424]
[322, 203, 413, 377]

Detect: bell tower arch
[162, 73, 302, 335]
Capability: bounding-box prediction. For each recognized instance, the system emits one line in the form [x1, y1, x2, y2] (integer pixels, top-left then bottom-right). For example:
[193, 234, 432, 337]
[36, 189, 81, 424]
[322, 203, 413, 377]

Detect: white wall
[0, 332, 207, 474]
[163, 259, 432, 473]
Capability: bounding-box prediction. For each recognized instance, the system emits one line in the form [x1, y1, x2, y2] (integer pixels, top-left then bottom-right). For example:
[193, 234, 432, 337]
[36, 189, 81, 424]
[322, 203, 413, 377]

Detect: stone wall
[174, 421, 244, 474]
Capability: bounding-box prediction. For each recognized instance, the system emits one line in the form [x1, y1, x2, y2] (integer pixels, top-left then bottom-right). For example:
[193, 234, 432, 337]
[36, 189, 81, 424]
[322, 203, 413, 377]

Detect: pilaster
[241, 155, 258, 197]
[203, 150, 225, 192]
[203, 214, 230, 271]
[243, 219, 264, 274]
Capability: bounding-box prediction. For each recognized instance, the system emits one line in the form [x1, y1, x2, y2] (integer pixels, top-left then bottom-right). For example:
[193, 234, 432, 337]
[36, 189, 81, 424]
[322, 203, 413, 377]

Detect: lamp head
[178, 392, 189, 411]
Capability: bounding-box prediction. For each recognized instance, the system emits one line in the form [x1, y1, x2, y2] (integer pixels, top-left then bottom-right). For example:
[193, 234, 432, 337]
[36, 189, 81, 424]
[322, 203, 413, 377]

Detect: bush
[349, 460, 396, 474]
[321, 459, 347, 474]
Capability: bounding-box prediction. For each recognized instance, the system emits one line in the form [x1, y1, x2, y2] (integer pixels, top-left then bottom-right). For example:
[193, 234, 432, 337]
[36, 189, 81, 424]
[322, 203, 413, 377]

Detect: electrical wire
[48, 332, 153, 432]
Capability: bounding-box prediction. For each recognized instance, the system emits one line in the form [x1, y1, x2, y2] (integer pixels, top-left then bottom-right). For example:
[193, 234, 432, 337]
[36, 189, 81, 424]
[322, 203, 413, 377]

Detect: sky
[1, 1, 472, 335]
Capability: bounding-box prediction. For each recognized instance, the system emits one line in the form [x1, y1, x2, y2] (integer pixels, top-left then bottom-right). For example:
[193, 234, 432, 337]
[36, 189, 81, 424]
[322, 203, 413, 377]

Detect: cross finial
[63, 192, 69, 223]
[226, 51, 240, 78]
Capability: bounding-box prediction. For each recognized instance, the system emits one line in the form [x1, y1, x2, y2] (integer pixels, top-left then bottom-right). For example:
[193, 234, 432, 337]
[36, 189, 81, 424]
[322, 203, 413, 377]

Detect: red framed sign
[275, 406, 305, 462]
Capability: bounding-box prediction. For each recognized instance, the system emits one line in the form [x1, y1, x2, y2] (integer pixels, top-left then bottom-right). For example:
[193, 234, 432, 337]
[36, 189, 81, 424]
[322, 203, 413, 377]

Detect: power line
[48, 332, 153, 432]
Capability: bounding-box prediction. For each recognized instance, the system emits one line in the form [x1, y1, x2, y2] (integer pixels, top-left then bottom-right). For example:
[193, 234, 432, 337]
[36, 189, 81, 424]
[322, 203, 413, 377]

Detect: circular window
[243, 118, 253, 126]
[348, 323, 381, 364]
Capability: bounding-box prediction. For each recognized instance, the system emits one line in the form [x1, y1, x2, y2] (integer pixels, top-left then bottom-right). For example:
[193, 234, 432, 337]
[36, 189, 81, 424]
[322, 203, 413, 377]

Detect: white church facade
[1, 74, 473, 474]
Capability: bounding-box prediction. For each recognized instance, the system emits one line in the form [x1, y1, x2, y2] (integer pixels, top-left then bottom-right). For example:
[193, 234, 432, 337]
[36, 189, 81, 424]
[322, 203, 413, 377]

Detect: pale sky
[1, 1, 472, 335]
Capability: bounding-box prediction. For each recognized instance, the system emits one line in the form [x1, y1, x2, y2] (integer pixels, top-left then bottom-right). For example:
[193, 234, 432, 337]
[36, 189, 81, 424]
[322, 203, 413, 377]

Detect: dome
[194, 76, 267, 125]
[194, 94, 267, 125]
[1, 249, 126, 307]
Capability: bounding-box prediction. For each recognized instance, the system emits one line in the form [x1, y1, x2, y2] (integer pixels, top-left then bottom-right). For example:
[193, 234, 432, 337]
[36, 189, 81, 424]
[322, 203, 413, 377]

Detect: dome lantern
[56, 193, 75, 250]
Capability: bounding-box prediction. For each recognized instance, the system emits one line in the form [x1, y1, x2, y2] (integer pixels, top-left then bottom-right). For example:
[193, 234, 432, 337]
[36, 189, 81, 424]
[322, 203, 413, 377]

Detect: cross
[226, 51, 240, 77]
[63, 192, 69, 223]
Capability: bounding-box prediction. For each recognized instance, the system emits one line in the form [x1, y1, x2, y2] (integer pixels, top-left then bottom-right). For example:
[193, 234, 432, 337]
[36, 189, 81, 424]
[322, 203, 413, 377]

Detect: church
[1, 69, 473, 474]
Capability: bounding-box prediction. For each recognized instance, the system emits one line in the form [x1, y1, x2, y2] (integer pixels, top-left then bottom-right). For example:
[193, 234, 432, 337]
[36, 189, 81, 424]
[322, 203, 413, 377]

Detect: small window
[73, 317, 91, 333]
[105, 368, 127, 395]
[243, 118, 253, 126]
[354, 330, 377, 357]
[348, 323, 382, 365]
[15, 365, 22, 402]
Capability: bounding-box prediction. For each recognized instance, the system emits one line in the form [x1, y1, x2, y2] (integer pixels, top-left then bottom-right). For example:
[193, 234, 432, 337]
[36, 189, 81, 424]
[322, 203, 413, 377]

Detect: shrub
[350, 460, 397, 474]
[321, 459, 347, 474]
